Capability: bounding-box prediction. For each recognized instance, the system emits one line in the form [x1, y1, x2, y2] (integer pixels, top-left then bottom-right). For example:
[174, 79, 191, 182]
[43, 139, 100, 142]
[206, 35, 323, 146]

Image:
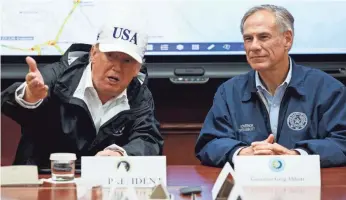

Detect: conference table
[1, 165, 346, 200]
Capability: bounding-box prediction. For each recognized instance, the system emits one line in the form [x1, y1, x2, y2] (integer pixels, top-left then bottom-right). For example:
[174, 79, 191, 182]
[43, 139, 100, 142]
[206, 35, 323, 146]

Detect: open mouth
[107, 76, 120, 83]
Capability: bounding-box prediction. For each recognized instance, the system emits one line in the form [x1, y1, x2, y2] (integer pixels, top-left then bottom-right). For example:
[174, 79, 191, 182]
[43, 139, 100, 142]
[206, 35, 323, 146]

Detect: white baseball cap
[96, 21, 148, 64]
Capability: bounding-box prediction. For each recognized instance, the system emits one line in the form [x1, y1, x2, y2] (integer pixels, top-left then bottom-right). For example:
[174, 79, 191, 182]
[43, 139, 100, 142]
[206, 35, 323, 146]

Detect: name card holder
[234, 155, 321, 187]
[212, 162, 243, 200]
[81, 156, 167, 188]
[1, 166, 42, 186]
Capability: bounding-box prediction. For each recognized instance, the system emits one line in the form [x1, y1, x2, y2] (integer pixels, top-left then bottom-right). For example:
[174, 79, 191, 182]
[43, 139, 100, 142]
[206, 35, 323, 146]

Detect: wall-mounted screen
[1, 0, 346, 56]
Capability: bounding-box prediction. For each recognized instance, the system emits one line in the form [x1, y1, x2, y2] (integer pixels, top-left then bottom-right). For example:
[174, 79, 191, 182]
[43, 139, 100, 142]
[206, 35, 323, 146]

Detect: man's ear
[133, 64, 141, 77]
[284, 30, 293, 51]
[90, 44, 98, 63]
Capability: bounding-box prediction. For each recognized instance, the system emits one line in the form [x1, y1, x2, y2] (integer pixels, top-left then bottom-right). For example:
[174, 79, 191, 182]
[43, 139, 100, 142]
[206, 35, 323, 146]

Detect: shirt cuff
[232, 146, 247, 164]
[105, 144, 128, 156]
[15, 82, 43, 109]
[294, 148, 309, 155]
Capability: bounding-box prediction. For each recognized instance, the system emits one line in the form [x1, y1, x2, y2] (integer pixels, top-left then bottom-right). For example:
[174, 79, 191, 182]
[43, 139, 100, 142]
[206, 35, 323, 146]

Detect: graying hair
[240, 4, 294, 35]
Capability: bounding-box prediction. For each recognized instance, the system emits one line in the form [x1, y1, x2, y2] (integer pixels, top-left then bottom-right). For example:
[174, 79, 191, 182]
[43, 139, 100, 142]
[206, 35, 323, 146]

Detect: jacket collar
[242, 58, 306, 102]
[255, 57, 292, 92]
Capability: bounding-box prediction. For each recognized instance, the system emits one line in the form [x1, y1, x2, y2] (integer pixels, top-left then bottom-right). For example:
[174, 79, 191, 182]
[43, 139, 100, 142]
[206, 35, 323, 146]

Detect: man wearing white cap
[1, 22, 163, 169]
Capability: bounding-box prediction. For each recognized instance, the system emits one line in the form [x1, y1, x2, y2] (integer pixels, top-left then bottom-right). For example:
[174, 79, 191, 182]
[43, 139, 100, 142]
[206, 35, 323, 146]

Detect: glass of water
[50, 153, 77, 181]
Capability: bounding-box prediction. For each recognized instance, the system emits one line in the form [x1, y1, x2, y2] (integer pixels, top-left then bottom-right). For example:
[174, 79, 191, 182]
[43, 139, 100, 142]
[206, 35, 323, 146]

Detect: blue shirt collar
[255, 57, 293, 92]
[241, 58, 306, 102]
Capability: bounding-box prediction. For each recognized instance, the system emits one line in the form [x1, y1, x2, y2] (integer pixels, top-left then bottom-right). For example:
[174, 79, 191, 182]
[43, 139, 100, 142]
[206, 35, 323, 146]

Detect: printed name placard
[234, 155, 321, 186]
[241, 186, 321, 200]
[81, 156, 166, 188]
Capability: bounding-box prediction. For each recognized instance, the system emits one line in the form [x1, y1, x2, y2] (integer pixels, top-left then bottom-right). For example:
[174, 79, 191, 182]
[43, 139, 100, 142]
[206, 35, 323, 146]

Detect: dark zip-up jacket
[1, 44, 163, 169]
[195, 60, 346, 168]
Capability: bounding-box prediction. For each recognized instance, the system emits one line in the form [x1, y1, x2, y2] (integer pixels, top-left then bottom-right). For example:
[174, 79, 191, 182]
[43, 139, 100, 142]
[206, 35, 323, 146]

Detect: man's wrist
[24, 90, 40, 103]
[111, 149, 124, 156]
[238, 146, 253, 155]
[15, 82, 43, 108]
[293, 148, 309, 155]
[104, 144, 127, 156]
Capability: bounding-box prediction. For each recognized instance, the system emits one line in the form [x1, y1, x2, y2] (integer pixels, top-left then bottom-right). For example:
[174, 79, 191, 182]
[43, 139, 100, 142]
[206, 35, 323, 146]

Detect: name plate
[242, 186, 321, 200]
[234, 155, 321, 186]
[81, 156, 166, 188]
[0, 166, 42, 186]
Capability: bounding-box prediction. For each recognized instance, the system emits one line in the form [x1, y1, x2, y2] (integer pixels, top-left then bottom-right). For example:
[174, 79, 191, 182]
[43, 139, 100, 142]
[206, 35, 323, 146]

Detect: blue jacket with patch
[195, 61, 346, 168]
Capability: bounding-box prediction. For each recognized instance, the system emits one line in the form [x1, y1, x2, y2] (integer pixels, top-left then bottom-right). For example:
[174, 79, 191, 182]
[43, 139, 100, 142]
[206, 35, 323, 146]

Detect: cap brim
[98, 43, 143, 64]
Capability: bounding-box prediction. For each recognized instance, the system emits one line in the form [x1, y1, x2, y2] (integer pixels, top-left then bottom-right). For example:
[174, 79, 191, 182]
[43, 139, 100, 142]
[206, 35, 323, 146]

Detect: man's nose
[111, 60, 121, 71]
[249, 38, 262, 51]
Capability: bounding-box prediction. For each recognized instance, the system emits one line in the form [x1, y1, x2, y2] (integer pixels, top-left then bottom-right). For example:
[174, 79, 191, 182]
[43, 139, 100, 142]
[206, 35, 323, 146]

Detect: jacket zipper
[256, 92, 273, 138]
[276, 89, 289, 141]
[87, 103, 151, 151]
[69, 97, 97, 133]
